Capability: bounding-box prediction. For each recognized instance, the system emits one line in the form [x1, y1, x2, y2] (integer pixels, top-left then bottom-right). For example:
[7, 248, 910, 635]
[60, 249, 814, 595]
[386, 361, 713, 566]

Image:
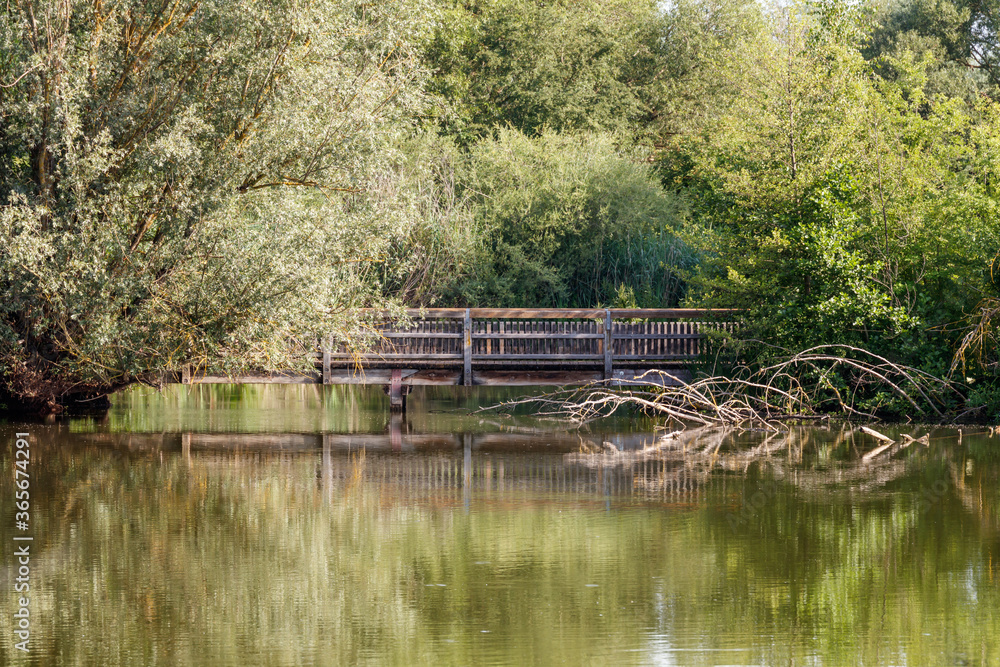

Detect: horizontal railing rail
[323, 308, 737, 386]
[357, 308, 736, 319]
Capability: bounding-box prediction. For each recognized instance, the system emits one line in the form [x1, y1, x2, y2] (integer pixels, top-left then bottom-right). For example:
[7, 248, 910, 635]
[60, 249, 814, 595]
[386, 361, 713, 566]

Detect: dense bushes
[7, 0, 1000, 415]
[376, 0, 1000, 418]
[376, 130, 693, 308]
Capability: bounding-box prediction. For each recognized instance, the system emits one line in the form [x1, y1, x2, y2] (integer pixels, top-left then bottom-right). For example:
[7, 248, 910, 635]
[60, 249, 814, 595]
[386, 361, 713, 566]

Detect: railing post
[322, 335, 332, 385]
[604, 309, 613, 380]
[463, 308, 473, 386]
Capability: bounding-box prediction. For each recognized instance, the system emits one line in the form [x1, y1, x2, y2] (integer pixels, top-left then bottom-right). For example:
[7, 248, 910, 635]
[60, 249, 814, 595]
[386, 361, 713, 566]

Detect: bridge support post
[462, 432, 472, 513]
[603, 309, 613, 380]
[463, 308, 473, 386]
[388, 368, 406, 411]
[389, 413, 403, 450]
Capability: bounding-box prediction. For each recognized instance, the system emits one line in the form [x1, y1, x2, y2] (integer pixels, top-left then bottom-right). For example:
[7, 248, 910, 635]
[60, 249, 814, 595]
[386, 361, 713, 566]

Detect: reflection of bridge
[83, 429, 706, 501]
[323, 449, 704, 502]
[174, 309, 734, 409]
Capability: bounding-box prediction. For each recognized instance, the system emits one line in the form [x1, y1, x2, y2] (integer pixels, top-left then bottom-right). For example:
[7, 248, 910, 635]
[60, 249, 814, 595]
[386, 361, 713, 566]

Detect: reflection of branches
[785, 459, 909, 495]
[948, 456, 1000, 535]
[480, 345, 960, 427]
[617, 430, 996, 514]
[565, 427, 730, 467]
[564, 426, 918, 501]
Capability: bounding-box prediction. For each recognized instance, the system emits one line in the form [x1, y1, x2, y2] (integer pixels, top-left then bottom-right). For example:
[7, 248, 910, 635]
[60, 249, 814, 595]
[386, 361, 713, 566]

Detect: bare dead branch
[477, 346, 962, 427]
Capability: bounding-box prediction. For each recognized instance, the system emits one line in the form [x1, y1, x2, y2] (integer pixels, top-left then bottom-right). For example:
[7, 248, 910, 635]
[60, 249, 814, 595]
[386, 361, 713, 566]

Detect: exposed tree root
[1, 352, 126, 415]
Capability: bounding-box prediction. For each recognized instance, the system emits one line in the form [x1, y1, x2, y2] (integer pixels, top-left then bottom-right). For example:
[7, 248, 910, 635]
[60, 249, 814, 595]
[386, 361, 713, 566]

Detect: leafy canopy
[451, 129, 692, 308]
[0, 0, 426, 408]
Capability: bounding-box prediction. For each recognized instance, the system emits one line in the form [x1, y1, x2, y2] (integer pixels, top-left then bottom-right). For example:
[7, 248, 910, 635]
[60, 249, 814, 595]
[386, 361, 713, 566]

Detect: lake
[1, 385, 998, 665]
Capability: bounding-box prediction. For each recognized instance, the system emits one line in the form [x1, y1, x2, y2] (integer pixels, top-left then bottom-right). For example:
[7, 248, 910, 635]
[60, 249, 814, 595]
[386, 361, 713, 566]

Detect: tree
[870, 0, 1000, 93]
[866, 0, 985, 101]
[0, 0, 426, 412]
[448, 129, 692, 308]
[680, 3, 1000, 372]
[420, 0, 658, 143]
[369, 133, 482, 307]
[642, 0, 767, 141]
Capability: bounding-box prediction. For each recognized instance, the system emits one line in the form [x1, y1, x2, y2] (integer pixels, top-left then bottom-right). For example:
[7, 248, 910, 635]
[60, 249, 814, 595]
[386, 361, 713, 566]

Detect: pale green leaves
[0, 0, 428, 396]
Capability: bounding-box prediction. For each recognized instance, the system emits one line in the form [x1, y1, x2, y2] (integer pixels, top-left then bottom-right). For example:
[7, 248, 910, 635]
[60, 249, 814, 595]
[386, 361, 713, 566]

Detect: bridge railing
[324, 308, 736, 385]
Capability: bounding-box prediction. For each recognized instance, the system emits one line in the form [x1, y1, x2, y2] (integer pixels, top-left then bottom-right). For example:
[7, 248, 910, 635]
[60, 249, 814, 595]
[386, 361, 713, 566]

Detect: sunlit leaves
[0, 0, 429, 405]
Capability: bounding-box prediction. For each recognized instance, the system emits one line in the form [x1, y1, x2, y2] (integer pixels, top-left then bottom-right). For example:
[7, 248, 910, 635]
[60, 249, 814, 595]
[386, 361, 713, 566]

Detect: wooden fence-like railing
[323, 308, 735, 386]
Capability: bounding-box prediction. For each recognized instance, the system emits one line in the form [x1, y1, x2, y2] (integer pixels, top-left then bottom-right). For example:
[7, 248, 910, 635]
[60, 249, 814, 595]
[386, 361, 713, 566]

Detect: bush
[447, 129, 694, 307]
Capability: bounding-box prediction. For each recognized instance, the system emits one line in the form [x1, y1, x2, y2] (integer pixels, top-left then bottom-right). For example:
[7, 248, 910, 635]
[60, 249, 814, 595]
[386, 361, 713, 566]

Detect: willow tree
[0, 0, 426, 412]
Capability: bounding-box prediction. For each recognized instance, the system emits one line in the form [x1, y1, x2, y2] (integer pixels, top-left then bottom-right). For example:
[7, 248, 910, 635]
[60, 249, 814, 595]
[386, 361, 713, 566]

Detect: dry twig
[477, 345, 961, 428]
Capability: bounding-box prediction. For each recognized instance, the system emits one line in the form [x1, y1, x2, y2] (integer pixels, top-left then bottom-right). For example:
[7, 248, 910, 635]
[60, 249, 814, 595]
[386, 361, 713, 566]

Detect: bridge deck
[179, 309, 734, 388]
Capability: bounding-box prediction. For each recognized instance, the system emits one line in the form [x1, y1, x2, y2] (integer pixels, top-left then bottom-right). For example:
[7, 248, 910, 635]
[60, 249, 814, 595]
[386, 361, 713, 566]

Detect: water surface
[1, 385, 998, 665]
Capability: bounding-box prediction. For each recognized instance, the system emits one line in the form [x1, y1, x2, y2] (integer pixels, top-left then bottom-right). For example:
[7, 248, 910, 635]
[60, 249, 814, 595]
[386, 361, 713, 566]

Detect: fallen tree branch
[476, 346, 964, 428]
[860, 426, 894, 444]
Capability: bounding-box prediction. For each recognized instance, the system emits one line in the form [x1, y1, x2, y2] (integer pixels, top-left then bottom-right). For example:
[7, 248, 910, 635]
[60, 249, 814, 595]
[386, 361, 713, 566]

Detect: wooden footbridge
[178, 308, 733, 407]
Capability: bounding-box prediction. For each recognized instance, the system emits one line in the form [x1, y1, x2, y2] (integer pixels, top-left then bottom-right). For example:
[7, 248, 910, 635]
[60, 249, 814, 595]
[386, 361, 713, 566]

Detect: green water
[1, 385, 999, 665]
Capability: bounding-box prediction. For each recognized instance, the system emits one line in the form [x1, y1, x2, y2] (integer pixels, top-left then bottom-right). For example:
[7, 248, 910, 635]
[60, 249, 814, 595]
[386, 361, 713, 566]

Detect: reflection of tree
[99, 384, 653, 437]
[0, 435, 667, 664]
[560, 425, 1000, 664]
[949, 450, 1000, 555]
[1, 426, 999, 665]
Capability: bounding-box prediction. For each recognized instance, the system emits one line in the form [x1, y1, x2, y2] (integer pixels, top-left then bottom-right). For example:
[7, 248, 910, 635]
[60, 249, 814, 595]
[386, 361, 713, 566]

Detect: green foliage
[867, 1, 985, 101]
[6, 0, 1000, 415]
[420, 0, 768, 144]
[369, 134, 483, 306]
[0, 0, 427, 408]
[869, 0, 1000, 93]
[420, 0, 659, 142]
[644, 0, 768, 137]
[447, 129, 693, 307]
[677, 3, 1000, 383]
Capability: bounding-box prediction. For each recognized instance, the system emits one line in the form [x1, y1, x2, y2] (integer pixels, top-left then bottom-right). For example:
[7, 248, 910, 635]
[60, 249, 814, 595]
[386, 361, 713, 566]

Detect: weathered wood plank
[473, 370, 604, 386]
[611, 333, 703, 340]
[471, 353, 605, 360]
[380, 332, 464, 338]
[614, 354, 693, 360]
[328, 353, 463, 360]
[357, 307, 737, 320]
[471, 332, 606, 340]
[191, 373, 321, 384]
[604, 309, 613, 379]
[608, 308, 737, 319]
[472, 308, 606, 319]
